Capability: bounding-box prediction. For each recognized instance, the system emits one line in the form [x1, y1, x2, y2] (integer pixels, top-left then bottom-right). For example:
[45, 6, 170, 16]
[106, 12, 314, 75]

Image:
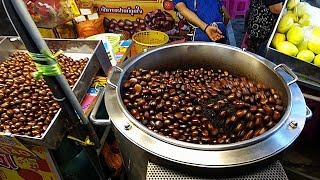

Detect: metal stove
[146, 161, 288, 180]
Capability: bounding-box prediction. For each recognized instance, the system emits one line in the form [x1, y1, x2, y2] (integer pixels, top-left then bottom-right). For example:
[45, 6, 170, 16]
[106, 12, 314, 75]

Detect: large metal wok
[105, 43, 310, 178]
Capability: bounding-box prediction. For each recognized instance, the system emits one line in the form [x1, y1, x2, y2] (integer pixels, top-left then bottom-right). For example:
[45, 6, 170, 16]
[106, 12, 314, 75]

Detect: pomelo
[297, 40, 308, 51]
[276, 41, 299, 56]
[308, 38, 320, 54]
[311, 27, 320, 38]
[277, 14, 295, 33]
[287, 26, 304, 45]
[294, 2, 311, 17]
[298, 14, 311, 26]
[308, 30, 320, 54]
[296, 50, 315, 62]
[272, 33, 286, 49]
[286, 10, 299, 22]
[314, 54, 320, 67]
[287, 0, 300, 10]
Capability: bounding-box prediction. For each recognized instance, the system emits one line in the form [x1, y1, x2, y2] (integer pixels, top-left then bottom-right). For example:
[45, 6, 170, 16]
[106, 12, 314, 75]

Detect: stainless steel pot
[105, 43, 310, 178]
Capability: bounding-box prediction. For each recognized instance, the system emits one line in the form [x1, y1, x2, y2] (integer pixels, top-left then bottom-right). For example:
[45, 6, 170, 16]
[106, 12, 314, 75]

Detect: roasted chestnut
[122, 68, 284, 144]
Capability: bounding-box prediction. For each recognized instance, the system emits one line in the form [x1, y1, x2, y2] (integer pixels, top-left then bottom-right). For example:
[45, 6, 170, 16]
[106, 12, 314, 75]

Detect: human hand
[205, 25, 224, 42]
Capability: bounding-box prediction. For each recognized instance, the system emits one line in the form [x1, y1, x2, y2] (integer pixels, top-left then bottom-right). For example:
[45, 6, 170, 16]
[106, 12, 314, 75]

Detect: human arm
[175, 2, 224, 41]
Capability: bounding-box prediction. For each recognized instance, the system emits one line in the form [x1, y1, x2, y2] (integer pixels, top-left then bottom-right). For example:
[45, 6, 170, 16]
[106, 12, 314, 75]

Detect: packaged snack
[24, 0, 77, 28]
[75, 17, 105, 38]
[76, 0, 94, 9]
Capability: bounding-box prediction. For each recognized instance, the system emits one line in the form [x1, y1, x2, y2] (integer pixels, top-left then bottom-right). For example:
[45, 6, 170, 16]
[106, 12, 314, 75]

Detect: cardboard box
[0, 136, 59, 180]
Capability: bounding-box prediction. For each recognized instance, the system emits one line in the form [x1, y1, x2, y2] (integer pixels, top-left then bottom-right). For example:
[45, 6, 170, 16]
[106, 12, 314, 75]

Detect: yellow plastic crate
[132, 30, 169, 56]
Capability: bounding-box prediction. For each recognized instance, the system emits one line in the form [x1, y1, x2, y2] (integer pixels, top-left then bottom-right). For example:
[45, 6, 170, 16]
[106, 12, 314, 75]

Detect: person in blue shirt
[173, 0, 229, 42]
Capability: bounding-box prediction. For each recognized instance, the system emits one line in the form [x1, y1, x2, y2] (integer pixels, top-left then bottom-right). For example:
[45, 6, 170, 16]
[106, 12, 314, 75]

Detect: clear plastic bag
[24, 0, 75, 28]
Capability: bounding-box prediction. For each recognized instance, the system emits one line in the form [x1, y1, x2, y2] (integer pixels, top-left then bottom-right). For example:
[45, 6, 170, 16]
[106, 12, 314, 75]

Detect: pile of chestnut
[104, 18, 147, 36]
[144, 9, 175, 32]
[0, 52, 87, 137]
[122, 68, 285, 145]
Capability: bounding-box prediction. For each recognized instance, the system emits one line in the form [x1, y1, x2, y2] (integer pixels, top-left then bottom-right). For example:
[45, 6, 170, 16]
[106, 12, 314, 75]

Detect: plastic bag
[24, 0, 75, 28]
[76, 17, 105, 38]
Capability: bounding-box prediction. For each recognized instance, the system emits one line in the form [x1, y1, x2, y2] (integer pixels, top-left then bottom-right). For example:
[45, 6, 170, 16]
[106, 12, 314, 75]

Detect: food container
[105, 42, 310, 179]
[0, 37, 110, 149]
[24, 0, 75, 28]
[76, 0, 94, 9]
[75, 17, 105, 38]
[131, 30, 169, 56]
[266, 0, 320, 90]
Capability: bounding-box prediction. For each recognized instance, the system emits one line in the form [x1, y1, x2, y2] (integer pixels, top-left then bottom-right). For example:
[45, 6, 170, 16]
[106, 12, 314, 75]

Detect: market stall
[0, 37, 110, 179]
[0, 0, 319, 179]
[0, 0, 115, 179]
[267, 0, 320, 90]
[265, 0, 320, 178]
[103, 42, 311, 179]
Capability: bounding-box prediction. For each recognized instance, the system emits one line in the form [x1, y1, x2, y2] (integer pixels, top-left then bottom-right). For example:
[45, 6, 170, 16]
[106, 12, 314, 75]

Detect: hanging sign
[94, 0, 190, 38]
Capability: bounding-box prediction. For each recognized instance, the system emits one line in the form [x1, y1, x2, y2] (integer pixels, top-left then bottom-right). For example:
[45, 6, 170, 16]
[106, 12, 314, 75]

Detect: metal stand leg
[52, 27, 61, 38]
[83, 146, 107, 180]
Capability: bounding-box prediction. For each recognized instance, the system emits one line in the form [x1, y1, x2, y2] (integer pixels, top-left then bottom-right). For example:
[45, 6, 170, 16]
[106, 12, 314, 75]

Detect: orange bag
[76, 17, 105, 38]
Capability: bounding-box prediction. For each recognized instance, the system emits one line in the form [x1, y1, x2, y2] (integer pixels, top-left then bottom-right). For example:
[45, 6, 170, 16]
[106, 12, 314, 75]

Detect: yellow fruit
[297, 40, 308, 51]
[314, 55, 320, 67]
[287, 26, 304, 45]
[272, 33, 286, 48]
[294, 2, 310, 17]
[286, 11, 299, 22]
[301, 13, 311, 19]
[293, 23, 301, 28]
[311, 27, 320, 37]
[302, 26, 313, 40]
[287, 0, 300, 9]
[308, 38, 320, 54]
[277, 14, 295, 33]
[308, 29, 320, 54]
[298, 14, 311, 26]
[276, 41, 299, 56]
[297, 50, 315, 62]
